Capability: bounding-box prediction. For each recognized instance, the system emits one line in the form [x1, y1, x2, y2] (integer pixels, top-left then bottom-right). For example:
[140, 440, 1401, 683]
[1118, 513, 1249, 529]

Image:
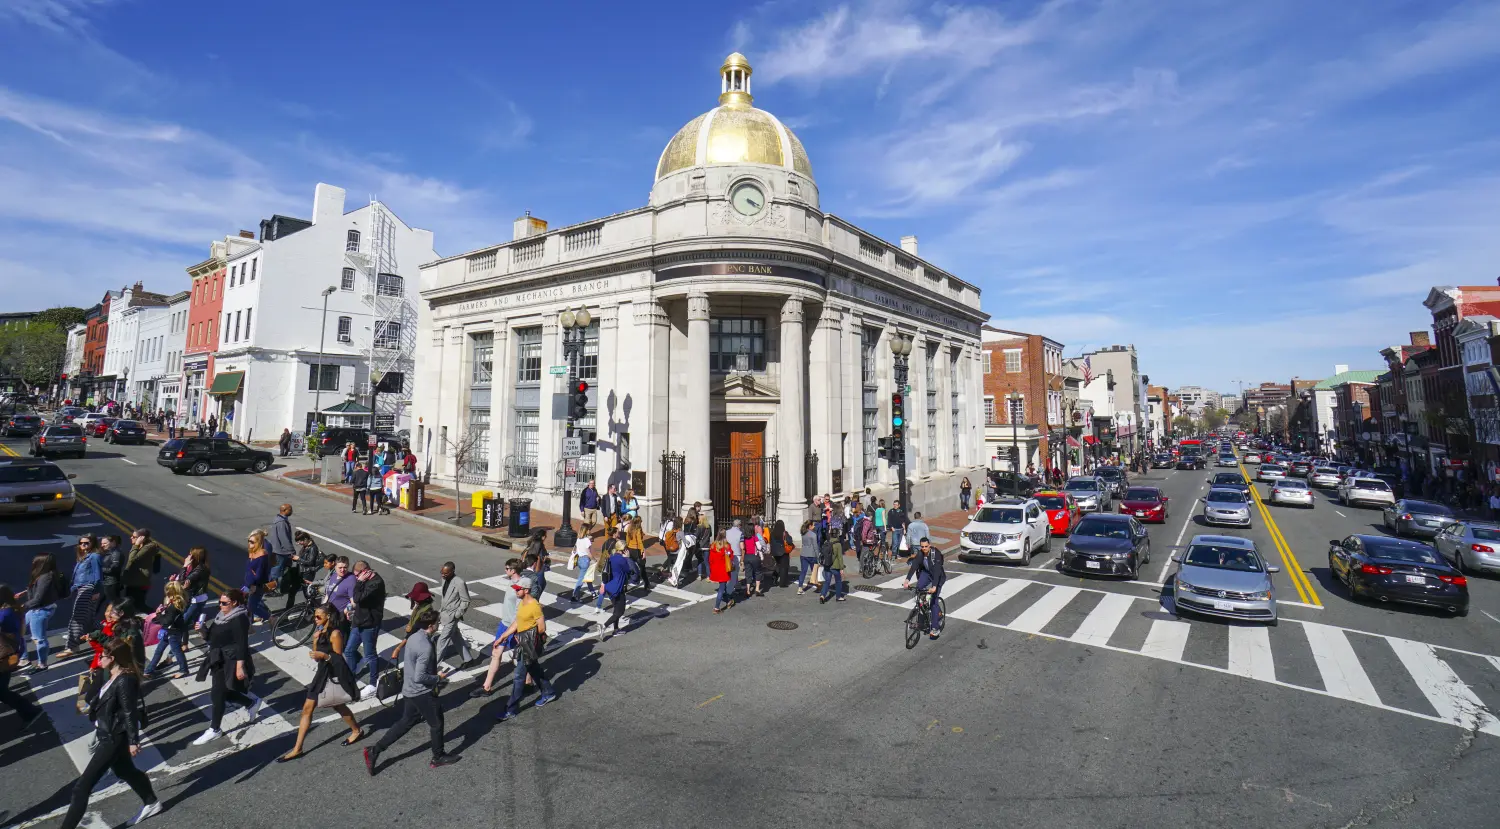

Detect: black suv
[30, 424, 86, 459]
[3, 414, 42, 437]
[313, 427, 405, 457]
[157, 437, 274, 475]
[104, 420, 147, 445]
[989, 471, 1037, 498]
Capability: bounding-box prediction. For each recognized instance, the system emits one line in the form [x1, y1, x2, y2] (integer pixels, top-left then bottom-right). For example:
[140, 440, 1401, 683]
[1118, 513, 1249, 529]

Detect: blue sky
[3, 0, 1499, 391]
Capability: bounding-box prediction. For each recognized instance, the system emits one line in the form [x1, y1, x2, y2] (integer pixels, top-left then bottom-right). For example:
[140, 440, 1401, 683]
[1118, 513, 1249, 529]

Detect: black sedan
[1327, 534, 1468, 616]
[1057, 514, 1152, 579]
[1175, 453, 1204, 470]
[3, 414, 42, 437]
[1381, 499, 1456, 539]
[157, 437, 273, 475]
[1151, 453, 1174, 469]
[104, 419, 147, 445]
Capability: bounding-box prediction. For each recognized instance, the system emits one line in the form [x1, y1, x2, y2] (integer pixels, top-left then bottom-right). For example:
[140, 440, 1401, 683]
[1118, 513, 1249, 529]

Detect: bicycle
[858, 544, 879, 579]
[904, 586, 946, 650]
[270, 579, 323, 651]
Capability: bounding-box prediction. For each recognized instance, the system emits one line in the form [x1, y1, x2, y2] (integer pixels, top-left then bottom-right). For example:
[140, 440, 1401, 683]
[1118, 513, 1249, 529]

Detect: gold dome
[655, 53, 813, 181]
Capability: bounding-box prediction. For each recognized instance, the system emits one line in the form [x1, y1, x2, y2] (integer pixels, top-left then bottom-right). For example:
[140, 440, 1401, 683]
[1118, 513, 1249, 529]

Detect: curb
[271, 469, 512, 546]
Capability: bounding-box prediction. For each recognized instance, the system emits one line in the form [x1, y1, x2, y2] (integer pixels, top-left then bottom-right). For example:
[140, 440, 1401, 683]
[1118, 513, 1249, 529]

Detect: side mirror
[1266, 565, 1281, 573]
[1171, 554, 1183, 563]
[67, 473, 77, 479]
[1329, 539, 1341, 547]
[1162, 496, 1170, 503]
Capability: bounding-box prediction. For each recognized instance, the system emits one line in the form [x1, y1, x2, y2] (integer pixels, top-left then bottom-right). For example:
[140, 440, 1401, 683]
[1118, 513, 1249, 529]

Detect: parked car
[104, 420, 148, 445]
[1057, 513, 1151, 579]
[2, 414, 42, 437]
[1431, 521, 1500, 575]
[1268, 478, 1314, 508]
[30, 424, 86, 459]
[1338, 477, 1396, 509]
[1172, 535, 1279, 624]
[1033, 490, 1082, 536]
[1327, 534, 1468, 616]
[1380, 499, 1455, 539]
[314, 426, 405, 458]
[1118, 486, 1169, 523]
[1201, 487, 1252, 528]
[988, 471, 1037, 498]
[1308, 466, 1341, 488]
[0, 458, 76, 517]
[1064, 476, 1109, 512]
[156, 437, 274, 475]
[958, 498, 1053, 565]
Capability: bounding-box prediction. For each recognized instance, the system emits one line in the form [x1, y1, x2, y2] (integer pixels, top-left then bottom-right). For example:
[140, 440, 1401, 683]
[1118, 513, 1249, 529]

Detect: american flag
[1082, 355, 1094, 384]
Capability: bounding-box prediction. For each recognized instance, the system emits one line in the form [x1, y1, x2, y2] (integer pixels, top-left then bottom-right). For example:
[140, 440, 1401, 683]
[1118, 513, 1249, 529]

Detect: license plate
[1212, 601, 1235, 611]
[1085, 560, 1101, 569]
[1135, 511, 1145, 517]
[1404, 575, 1425, 584]
[26, 504, 43, 513]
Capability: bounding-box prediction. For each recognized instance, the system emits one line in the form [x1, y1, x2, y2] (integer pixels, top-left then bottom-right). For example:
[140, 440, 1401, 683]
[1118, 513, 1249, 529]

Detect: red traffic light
[59, 373, 68, 380]
[575, 381, 589, 393]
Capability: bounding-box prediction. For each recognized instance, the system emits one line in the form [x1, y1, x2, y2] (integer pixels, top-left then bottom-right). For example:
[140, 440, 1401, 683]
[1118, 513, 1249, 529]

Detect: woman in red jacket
[709, 531, 735, 614]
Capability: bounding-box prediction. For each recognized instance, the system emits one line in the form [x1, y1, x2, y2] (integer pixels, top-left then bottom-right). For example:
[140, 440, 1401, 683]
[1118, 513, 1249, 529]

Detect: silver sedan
[1269, 478, 1314, 508]
[1431, 521, 1500, 575]
[1308, 466, 1341, 488]
[1201, 488, 1252, 527]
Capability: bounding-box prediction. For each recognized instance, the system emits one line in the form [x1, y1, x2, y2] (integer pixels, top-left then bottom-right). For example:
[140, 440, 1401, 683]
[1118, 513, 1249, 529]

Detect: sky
[2, 0, 1498, 391]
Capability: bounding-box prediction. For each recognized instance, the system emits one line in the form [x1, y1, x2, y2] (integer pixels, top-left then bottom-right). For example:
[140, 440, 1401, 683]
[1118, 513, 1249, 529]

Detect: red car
[1118, 486, 1169, 523]
[89, 417, 117, 437]
[1033, 490, 1081, 535]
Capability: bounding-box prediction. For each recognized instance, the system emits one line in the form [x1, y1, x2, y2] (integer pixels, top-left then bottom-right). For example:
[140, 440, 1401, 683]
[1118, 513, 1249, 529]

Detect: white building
[412, 53, 989, 529]
[155, 292, 190, 416]
[102, 282, 170, 403]
[1173, 384, 1221, 418]
[1219, 394, 1241, 414]
[1312, 364, 1349, 452]
[62, 323, 86, 395]
[209, 183, 437, 441]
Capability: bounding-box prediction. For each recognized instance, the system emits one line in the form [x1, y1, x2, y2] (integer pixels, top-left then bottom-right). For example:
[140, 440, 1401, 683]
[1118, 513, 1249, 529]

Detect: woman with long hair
[0, 584, 42, 725]
[192, 588, 263, 745]
[277, 605, 361, 762]
[58, 535, 101, 659]
[59, 639, 162, 828]
[143, 580, 190, 679]
[770, 518, 792, 589]
[178, 546, 213, 634]
[625, 517, 650, 591]
[22, 553, 60, 673]
[960, 476, 972, 511]
[709, 529, 735, 614]
[244, 530, 271, 623]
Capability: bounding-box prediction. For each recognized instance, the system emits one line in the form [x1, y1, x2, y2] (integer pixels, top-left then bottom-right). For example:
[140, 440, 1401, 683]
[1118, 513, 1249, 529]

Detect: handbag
[316, 681, 353, 709]
[583, 561, 598, 584]
[375, 666, 404, 702]
[141, 612, 162, 647]
[0, 631, 18, 673]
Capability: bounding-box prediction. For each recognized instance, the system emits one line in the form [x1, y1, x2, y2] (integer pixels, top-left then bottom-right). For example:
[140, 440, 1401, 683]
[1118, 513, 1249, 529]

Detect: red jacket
[708, 542, 734, 583]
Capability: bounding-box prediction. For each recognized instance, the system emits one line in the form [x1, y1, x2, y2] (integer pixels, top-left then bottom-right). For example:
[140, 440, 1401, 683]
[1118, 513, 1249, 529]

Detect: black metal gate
[660, 451, 684, 521]
[711, 454, 779, 533]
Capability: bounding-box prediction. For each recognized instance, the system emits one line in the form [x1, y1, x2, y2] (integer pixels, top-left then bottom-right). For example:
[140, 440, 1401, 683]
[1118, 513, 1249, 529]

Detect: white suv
[958, 498, 1053, 565]
[1338, 477, 1395, 509]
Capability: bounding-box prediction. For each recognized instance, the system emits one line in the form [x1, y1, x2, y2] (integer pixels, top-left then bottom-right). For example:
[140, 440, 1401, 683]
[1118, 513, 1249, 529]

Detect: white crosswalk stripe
[1071, 593, 1134, 647]
[1140, 618, 1191, 662]
[1008, 586, 1080, 634]
[1386, 637, 1500, 737]
[1304, 622, 1381, 706]
[1226, 625, 1276, 682]
[947, 579, 1029, 622]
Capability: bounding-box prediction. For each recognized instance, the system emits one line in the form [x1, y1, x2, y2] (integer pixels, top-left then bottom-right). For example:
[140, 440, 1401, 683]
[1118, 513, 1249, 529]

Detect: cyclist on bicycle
[902, 538, 946, 640]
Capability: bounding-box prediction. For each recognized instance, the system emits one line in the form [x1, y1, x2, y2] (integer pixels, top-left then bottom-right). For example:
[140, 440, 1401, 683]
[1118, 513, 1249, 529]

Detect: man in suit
[601, 485, 622, 535]
[435, 561, 474, 667]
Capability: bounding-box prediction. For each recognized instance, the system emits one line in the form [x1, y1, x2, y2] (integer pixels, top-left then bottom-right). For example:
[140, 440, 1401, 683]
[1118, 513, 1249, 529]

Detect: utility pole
[553, 307, 592, 549]
[889, 334, 913, 513]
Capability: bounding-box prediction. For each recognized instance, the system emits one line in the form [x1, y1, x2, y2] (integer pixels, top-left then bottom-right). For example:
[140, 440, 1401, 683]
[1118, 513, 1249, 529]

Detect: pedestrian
[887, 501, 907, 555]
[343, 560, 386, 698]
[59, 536, 102, 660]
[905, 512, 930, 561]
[602, 484, 621, 536]
[279, 427, 291, 457]
[343, 442, 357, 483]
[818, 532, 848, 603]
[591, 536, 618, 619]
[243, 529, 272, 623]
[875, 500, 888, 549]
[570, 534, 593, 601]
[178, 546, 213, 633]
[58, 639, 163, 829]
[797, 520, 820, 594]
[97, 534, 125, 612]
[625, 517, 651, 590]
[709, 530, 735, 614]
[770, 519, 792, 588]
[1489, 489, 1500, 521]
[742, 518, 765, 597]
[471, 561, 522, 699]
[121, 528, 159, 612]
[351, 462, 370, 514]
[960, 476, 972, 510]
[277, 605, 361, 763]
[365, 609, 460, 773]
[21, 553, 61, 674]
[579, 480, 602, 538]
[191, 589, 264, 745]
[143, 580, 190, 679]
[207, 413, 217, 434]
[435, 562, 475, 667]
[597, 543, 632, 638]
[494, 577, 557, 721]
[667, 509, 695, 587]
[622, 488, 640, 523]
[401, 446, 417, 475]
[0, 584, 42, 728]
[367, 464, 390, 515]
[269, 503, 296, 590]
[326, 557, 355, 629]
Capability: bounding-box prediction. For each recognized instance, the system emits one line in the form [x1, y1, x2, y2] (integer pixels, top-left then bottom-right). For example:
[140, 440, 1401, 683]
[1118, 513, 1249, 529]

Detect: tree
[441, 427, 488, 522]
[0, 322, 68, 388]
[1268, 407, 1288, 435]
[33, 307, 87, 329]
[1172, 414, 1195, 434]
[1202, 408, 1229, 431]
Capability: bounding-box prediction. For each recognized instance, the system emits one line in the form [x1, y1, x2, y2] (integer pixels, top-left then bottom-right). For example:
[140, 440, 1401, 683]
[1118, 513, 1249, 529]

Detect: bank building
[413, 53, 989, 530]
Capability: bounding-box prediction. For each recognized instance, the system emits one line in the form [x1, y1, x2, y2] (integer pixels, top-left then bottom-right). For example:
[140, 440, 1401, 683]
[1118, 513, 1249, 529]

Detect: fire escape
[343, 200, 416, 432]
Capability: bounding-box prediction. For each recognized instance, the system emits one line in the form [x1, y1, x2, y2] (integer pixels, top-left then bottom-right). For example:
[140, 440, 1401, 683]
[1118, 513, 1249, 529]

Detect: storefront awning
[320, 401, 373, 416]
[207, 371, 244, 396]
[1066, 436, 1082, 448]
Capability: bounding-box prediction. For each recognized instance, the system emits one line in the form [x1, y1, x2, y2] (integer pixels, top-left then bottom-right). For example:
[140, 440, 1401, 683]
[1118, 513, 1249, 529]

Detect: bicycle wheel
[271, 603, 315, 650]
[904, 608, 922, 650]
[881, 555, 893, 575]
[934, 597, 947, 633]
[860, 553, 877, 579]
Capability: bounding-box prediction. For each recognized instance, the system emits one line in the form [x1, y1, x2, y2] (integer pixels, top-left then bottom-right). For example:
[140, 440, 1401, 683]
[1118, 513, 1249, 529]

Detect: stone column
[685, 291, 713, 522]
[808, 304, 842, 499]
[777, 296, 808, 526]
[485, 323, 509, 486]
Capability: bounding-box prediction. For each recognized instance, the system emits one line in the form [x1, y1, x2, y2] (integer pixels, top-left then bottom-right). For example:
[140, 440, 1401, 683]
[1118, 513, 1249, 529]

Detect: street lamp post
[889, 334, 913, 514]
[554, 307, 592, 549]
[1008, 392, 1021, 474]
[313, 286, 336, 437]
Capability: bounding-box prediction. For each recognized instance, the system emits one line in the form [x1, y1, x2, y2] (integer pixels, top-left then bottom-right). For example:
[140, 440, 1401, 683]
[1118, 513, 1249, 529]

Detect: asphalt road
[1, 439, 1498, 829]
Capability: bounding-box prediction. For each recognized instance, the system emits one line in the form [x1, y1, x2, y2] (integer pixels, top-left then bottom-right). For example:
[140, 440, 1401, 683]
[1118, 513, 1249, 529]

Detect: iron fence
[711, 453, 779, 533]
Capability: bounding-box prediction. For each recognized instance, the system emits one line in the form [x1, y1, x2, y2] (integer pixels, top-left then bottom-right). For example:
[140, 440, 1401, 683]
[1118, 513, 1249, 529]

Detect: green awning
[321, 401, 372, 415]
[208, 371, 244, 395]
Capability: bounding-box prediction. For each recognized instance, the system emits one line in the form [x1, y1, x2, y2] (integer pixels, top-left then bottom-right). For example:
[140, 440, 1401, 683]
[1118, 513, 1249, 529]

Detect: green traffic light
[893, 416, 903, 427]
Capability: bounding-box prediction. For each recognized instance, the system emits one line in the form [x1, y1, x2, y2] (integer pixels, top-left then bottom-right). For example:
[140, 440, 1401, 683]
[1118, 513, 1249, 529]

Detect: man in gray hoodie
[364, 609, 459, 774]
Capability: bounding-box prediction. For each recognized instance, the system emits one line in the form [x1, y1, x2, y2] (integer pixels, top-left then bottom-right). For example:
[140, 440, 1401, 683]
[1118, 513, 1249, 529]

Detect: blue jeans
[246, 588, 270, 622]
[146, 629, 187, 675]
[918, 575, 943, 632]
[697, 550, 708, 579]
[714, 581, 733, 609]
[343, 460, 355, 482]
[798, 556, 817, 587]
[892, 529, 906, 555]
[25, 604, 55, 665]
[183, 596, 211, 630]
[343, 624, 381, 686]
[572, 556, 590, 599]
[820, 571, 845, 599]
[505, 649, 554, 715]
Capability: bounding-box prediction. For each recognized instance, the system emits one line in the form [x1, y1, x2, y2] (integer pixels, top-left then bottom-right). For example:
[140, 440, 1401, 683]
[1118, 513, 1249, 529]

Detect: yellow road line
[808, 639, 830, 649]
[1239, 463, 1322, 607]
[697, 694, 723, 709]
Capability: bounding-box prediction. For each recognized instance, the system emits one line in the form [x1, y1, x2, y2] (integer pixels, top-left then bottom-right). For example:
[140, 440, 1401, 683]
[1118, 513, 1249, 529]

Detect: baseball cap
[512, 576, 533, 593]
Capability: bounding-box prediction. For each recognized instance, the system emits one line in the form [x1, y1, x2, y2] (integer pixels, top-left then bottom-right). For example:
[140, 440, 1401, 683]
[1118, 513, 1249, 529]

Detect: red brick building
[1424, 287, 1500, 468]
[980, 327, 1063, 472]
[182, 247, 227, 424]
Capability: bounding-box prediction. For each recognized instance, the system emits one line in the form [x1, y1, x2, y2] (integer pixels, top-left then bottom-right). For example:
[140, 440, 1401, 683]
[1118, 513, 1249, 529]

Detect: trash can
[471, 490, 494, 528]
[508, 498, 531, 537]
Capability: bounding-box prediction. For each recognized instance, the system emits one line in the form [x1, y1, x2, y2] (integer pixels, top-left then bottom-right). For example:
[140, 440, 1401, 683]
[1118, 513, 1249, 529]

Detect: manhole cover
[767, 620, 799, 631]
[853, 585, 883, 594]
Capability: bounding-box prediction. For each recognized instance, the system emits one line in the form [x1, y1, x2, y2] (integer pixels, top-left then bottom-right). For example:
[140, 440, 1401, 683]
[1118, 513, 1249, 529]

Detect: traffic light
[569, 380, 589, 420]
[59, 373, 68, 381]
[877, 436, 891, 461]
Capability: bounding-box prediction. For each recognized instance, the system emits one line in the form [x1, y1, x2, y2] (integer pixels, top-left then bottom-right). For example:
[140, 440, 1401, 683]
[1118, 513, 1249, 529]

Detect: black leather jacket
[88, 672, 144, 744]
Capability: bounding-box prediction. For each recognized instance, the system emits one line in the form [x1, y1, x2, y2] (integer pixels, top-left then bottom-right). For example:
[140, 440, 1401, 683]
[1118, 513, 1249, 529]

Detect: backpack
[860, 519, 877, 547]
[54, 568, 72, 601]
[663, 528, 680, 553]
[597, 554, 613, 585]
[818, 541, 834, 569]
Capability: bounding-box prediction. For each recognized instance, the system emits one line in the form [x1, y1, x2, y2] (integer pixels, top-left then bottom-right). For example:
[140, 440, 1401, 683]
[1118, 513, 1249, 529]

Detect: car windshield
[0, 464, 66, 483]
[1035, 495, 1067, 509]
[116, 420, 138, 428]
[1183, 543, 1263, 571]
[1262, 464, 1285, 472]
[1208, 490, 1248, 503]
[1354, 480, 1390, 491]
[1073, 519, 1131, 540]
[1366, 542, 1440, 565]
[1315, 467, 1338, 474]
[1213, 475, 1243, 485]
[1405, 500, 1453, 516]
[1098, 469, 1122, 480]
[975, 508, 1023, 524]
[1065, 480, 1098, 492]
[1473, 528, 1500, 542]
[1122, 489, 1159, 502]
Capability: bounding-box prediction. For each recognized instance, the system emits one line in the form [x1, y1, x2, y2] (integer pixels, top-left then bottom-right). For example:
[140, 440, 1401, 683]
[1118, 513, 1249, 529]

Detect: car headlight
[1001, 532, 1021, 541]
[960, 531, 970, 540]
[1176, 579, 1194, 593]
[1111, 552, 1130, 560]
[1247, 590, 1271, 600]
[1062, 544, 1076, 555]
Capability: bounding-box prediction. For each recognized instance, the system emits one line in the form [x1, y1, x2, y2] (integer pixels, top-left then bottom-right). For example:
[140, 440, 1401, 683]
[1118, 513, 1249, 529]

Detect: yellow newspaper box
[470, 490, 494, 527]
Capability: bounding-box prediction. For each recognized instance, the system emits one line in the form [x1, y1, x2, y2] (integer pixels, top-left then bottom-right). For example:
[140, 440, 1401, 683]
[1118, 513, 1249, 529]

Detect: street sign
[562, 436, 582, 458]
[548, 365, 568, 376]
[367, 434, 377, 448]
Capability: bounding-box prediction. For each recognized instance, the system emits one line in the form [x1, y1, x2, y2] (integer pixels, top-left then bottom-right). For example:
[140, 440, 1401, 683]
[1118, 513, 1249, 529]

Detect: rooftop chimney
[1410, 331, 1431, 346]
[513, 211, 547, 241]
[132, 281, 143, 293]
[239, 230, 255, 239]
[1334, 364, 1349, 375]
[900, 235, 918, 255]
